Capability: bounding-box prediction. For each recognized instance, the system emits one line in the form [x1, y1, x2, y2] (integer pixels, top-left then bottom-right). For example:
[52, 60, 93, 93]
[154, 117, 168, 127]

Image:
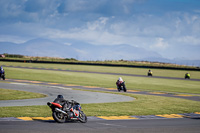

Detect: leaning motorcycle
[47, 100, 87, 123]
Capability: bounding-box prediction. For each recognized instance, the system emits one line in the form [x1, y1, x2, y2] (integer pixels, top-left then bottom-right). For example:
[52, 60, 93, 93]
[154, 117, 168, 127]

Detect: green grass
[1, 61, 200, 79]
[0, 106, 50, 117]
[0, 93, 199, 117]
[0, 88, 46, 100]
[82, 93, 200, 116]
[5, 67, 200, 94]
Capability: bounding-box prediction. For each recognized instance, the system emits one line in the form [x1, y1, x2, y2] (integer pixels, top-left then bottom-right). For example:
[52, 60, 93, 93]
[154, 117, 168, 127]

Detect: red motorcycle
[47, 100, 87, 123]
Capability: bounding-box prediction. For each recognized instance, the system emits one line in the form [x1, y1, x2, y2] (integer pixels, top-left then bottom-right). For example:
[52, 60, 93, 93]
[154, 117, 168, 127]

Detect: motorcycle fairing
[51, 102, 62, 108]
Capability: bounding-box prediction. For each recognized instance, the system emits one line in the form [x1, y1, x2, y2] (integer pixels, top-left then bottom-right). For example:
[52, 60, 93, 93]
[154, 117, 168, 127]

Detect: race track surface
[2, 78, 200, 101]
[1, 118, 200, 133]
[0, 82, 134, 107]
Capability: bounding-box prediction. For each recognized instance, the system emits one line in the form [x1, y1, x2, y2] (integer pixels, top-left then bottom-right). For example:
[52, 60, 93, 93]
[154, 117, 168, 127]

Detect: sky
[0, 0, 200, 60]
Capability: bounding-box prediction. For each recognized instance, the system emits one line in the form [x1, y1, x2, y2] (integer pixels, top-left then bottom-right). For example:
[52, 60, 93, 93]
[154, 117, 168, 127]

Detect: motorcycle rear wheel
[79, 111, 87, 123]
[52, 111, 66, 123]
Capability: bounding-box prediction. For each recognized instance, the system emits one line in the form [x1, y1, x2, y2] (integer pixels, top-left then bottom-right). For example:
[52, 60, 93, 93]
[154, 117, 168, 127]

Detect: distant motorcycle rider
[185, 73, 190, 79]
[148, 69, 153, 76]
[116, 77, 124, 86]
[116, 77, 126, 92]
[0, 66, 5, 77]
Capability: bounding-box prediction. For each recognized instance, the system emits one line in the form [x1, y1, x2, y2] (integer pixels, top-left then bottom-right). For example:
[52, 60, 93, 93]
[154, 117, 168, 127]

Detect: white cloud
[63, 42, 71, 46]
[150, 38, 168, 50]
[194, 10, 200, 13]
[0, 35, 27, 43]
[177, 36, 200, 46]
[87, 17, 109, 30]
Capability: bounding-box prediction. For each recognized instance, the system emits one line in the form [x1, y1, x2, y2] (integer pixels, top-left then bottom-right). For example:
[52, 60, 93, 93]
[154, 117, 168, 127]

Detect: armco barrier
[0, 58, 199, 71]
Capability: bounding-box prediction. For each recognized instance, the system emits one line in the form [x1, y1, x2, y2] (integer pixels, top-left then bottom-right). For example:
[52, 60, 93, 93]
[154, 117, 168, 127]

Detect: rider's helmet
[57, 95, 64, 99]
[118, 77, 123, 82]
[0, 66, 4, 73]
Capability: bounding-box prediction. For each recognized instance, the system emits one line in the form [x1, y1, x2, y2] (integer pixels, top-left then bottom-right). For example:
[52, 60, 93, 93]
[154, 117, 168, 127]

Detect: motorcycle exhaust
[55, 108, 67, 115]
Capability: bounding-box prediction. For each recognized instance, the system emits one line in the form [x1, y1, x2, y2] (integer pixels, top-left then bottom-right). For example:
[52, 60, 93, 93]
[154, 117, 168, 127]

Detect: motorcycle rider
[116, 77, 124, 86]
[185, 73, 190, 79]
[53, 95, 70, 111]
[0, 66, 5, 77]
[116, 77, 126, 91]
[148, 69, 153, 76]
[48, 95, 87, 123]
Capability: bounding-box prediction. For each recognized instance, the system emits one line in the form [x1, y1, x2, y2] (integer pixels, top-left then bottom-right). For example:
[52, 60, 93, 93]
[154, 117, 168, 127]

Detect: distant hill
[0, 38, 161, 60]
[1, 38, 200, 66]
[0, 38, 78, 58]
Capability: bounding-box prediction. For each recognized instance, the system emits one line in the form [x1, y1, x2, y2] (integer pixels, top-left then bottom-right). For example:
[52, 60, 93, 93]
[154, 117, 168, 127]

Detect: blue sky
[0, 0, 200, 60]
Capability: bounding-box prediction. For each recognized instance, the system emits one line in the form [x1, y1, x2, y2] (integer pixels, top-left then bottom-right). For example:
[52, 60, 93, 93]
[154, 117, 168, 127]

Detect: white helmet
[118, 77, 123, 82]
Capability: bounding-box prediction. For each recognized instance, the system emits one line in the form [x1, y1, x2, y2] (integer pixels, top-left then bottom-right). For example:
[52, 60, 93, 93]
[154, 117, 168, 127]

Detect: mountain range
[0, 38, 200, 66]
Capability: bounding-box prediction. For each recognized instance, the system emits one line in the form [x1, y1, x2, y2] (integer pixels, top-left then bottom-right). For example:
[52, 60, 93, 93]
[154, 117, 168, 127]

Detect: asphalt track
[1, 118, 200, 133]
[2, 78, 200, 102]
[0, 82, 134, 107]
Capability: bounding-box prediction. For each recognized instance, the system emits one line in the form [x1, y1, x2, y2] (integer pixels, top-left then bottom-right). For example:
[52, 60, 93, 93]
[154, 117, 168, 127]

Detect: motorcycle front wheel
[123, 87, 127, 92]
[79, 111, 87, 123]
[52, 111, 66, 123]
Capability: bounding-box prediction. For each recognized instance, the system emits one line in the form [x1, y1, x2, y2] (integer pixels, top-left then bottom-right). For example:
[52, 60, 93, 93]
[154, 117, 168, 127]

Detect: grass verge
[0, 92, 199, 117]
[1, 61, 200, 79]
[5, 67, 200, 94]
[0, 88, 46, 100]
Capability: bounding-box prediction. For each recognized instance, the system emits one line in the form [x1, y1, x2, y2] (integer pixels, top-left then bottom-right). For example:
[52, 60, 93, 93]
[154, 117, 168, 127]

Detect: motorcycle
[185, 73, 190, 79]
[148, 71, 153, 76]
[116, 81, 127, 92]
[47, 100, 87, 123]
[0, 72, 5, 80]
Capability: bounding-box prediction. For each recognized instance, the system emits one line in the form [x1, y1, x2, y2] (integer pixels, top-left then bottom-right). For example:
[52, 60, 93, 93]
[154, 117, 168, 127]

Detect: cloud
[177, 36, 200, 46]
[87, 17, 109, 30]
[150, 38, 168, 50]
[0, 0, 200, 60]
